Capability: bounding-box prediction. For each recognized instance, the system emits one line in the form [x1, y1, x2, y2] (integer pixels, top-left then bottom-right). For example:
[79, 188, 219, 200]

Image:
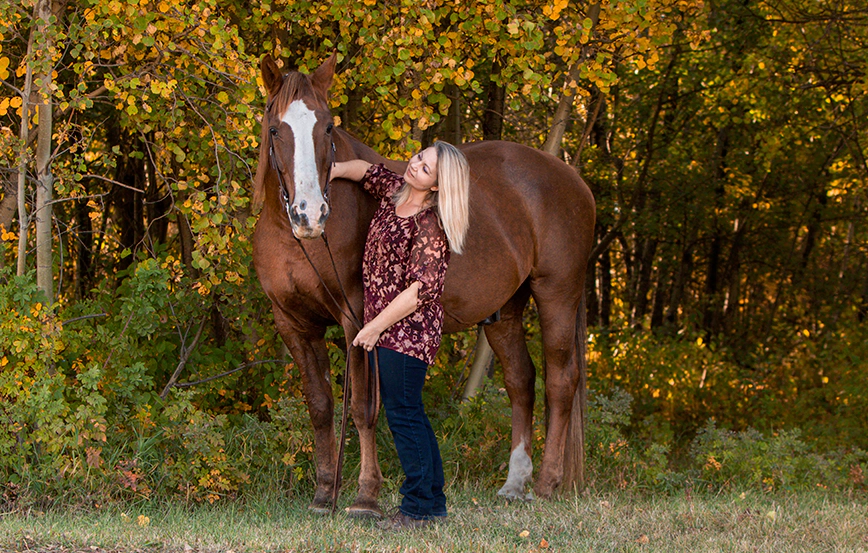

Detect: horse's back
[463, 141, 594, 222]
[442, 141, 595, 327]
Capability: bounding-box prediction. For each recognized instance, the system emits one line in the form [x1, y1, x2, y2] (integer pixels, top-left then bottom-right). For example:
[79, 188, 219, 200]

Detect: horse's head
[255, 54, 337, 239]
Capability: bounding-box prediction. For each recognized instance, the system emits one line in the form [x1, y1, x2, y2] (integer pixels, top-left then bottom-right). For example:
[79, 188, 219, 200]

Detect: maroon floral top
[361, 164, 450, 365]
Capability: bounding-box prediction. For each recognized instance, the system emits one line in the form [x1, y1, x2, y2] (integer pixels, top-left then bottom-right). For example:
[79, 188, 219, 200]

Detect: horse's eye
[325, 123, 334, 135]
[270, 127, 278, 136]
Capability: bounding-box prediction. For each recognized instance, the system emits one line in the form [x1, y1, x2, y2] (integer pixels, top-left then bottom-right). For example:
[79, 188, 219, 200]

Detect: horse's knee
[306, 396, 334, 428]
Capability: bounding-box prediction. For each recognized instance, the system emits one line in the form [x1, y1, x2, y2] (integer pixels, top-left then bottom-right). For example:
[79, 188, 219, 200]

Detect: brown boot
[376, 510, 432, 531]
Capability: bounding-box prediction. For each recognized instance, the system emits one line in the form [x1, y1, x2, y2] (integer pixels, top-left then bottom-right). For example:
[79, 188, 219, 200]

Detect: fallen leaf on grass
[636, 534, 649, 544]
[519, 530, 530, 538]
[539, 538, 549, 549]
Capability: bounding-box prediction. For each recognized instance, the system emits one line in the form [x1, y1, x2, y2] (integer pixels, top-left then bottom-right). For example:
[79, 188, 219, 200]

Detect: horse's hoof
[308, 500, 333, 515]
[497, 486, 534, 502]
[345, 502, 384, 519]
[533, 483, 555, 500]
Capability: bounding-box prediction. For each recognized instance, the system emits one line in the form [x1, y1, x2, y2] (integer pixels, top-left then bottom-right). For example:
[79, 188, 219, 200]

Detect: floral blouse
[360, 164, 450, 365]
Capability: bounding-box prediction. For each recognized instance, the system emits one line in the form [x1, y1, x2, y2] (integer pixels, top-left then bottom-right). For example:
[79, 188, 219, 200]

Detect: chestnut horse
[253, 54, 595, 516]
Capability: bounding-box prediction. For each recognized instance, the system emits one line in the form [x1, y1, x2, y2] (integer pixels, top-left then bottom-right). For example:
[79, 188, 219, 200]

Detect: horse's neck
[335, 130, 383, 164]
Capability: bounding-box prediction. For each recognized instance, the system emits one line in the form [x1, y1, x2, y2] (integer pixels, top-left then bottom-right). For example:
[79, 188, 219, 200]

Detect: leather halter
[266, 106, 337, 221]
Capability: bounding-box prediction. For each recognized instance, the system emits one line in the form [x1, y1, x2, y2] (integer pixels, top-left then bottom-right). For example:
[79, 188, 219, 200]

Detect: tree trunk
[631, 238, 658, 328]
[542, 3, 600, 157]
[666, 246, 693, 329]
[461, 327, 494, 401]
[703, 126, 729, 337]
[16, 29, 36, 277]
[0, 173, 16, 269]
[650, 266, 668, 330]
[585, 259, 599, 327]
[34, 0, 56, 302]
[177, 202, 196, 276]
[73, 196, 94, 298]
[107, 123, 146, 273]
[443, 83, 462, 145]
[145, 141, 171, 249]
[482, 61, 504, 141]
[542, 64, 580, 157]
[599, 238, 612, 328]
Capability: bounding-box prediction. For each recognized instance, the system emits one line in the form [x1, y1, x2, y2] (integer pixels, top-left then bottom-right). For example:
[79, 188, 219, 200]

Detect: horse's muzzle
[289, 200, 330, 239]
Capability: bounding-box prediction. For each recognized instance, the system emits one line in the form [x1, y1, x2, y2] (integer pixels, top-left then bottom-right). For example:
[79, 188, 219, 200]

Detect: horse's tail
[562, 290, 588, 491]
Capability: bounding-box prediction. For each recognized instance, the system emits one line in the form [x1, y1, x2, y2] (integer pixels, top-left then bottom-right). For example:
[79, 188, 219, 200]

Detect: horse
[252, 53, 596, 516]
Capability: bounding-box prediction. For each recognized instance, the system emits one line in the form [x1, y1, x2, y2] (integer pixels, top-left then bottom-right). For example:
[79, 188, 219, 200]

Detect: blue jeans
[372, 347, 447, 520]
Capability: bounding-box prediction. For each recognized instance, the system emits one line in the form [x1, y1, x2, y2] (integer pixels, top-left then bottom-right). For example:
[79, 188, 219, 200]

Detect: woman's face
[404, 147, 439, 193]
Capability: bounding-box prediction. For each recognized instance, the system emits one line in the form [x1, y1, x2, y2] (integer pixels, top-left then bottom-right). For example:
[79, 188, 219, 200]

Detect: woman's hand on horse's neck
[331, 160, 372, 182]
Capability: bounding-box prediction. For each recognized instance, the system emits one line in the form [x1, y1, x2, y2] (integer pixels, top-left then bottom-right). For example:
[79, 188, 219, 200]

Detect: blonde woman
[331, 141, 470, 530]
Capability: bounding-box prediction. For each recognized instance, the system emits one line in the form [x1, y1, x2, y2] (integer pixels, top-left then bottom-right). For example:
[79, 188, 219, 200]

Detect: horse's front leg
[344, 332, 384, 518]
[274, 308, 336, 512]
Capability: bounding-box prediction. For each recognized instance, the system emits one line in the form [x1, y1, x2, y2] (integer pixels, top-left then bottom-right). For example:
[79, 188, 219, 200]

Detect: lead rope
[272, 132, 379, 514]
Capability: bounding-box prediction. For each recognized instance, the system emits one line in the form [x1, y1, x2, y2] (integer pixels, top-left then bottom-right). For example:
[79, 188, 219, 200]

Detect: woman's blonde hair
[393, 141, 471, 253]
[433, 141, 471, 254]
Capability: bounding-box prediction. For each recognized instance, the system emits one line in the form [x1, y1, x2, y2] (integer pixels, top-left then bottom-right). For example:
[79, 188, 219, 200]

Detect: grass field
[1, 484, 867, 552]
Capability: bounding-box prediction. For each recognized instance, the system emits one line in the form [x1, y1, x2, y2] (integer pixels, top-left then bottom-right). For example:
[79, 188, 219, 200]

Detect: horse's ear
[261, 55, 284, 96]
[310, 53, 337, 99]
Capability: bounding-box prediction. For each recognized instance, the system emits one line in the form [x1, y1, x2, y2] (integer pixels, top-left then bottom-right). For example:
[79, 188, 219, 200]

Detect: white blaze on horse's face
[281, 99, 330, 239]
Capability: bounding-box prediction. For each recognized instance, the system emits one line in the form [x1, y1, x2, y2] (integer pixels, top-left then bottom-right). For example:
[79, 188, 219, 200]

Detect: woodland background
[1, 0, 867, 505]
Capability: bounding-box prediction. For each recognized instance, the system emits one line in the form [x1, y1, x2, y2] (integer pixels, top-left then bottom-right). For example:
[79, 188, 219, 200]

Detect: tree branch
[160, 316, 208, 399]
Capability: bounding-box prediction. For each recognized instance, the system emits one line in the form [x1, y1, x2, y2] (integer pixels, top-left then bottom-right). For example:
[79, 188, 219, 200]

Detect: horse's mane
[253, 71, 326, 208]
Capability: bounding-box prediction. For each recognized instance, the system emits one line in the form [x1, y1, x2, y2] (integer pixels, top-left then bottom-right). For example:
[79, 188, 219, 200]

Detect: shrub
[690, 420, 868, 492]
[584, 388, 671, 491]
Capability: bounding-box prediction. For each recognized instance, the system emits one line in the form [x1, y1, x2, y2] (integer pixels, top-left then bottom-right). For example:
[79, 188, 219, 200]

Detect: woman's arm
[352, 281, 421, 351]
[331, 159, 373, 182]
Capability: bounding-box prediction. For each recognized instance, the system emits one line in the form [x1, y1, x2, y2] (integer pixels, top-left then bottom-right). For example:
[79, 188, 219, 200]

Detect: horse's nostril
[299, 200, 307, 211]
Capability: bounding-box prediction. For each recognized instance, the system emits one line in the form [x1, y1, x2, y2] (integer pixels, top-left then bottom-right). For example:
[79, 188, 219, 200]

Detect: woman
[331, 141, 470, 530]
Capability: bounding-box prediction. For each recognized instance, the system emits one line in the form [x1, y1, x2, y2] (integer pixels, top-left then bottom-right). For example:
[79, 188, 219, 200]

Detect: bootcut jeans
[372, 346, 447, 520]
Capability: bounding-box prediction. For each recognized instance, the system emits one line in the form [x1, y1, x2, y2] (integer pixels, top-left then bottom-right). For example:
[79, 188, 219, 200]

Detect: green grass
[1, 484, 867, 552]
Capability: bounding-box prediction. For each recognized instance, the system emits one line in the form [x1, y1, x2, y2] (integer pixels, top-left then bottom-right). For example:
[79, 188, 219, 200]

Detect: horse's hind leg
[530, 280, 583, 498]
[273, 308, 336, 512]
[483, 284, 536, 501]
